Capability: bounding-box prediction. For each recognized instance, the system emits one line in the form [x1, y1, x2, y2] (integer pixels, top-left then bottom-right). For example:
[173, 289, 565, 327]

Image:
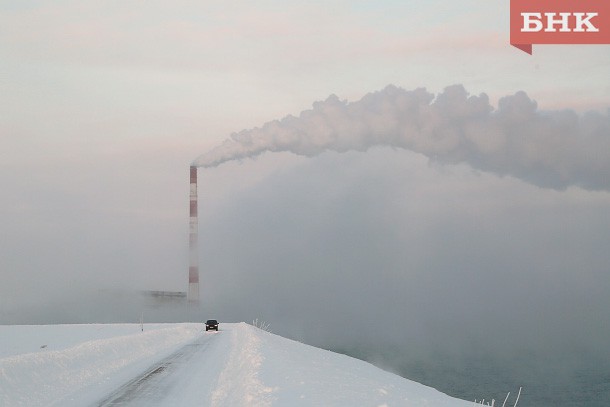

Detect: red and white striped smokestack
[188, 165, 200, 304]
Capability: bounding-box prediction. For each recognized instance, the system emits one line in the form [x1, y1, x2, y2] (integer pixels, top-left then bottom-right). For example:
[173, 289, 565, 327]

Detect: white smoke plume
[193, 85, 610, 191]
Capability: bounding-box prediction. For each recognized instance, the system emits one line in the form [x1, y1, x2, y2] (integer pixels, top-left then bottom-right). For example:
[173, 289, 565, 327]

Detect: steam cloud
[194, 85, 610, 191]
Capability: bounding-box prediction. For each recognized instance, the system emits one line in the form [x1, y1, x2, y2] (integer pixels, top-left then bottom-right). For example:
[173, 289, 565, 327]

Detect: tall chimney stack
[188, 165, 199, 304]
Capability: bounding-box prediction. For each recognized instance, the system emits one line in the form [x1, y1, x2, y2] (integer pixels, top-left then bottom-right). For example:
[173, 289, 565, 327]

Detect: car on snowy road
[205, 320, 219, 331]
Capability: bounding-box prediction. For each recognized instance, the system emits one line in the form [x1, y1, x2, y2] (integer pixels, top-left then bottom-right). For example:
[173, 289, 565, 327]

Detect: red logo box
[510, 0, 610, 54]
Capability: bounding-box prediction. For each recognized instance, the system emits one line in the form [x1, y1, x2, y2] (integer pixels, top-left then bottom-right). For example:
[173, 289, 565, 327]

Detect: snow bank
[211, 323, 473, 406]
[0, 323, 201, 406]
[212, 323, 276, 407]
[249, 324, 475, 407]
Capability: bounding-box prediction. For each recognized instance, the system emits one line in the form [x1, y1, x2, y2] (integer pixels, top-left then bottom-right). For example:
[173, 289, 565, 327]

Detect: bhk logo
[510, 0, 610, 54]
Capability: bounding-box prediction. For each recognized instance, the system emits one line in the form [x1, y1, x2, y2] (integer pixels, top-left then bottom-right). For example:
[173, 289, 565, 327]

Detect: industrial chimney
[188, 165, 200, 304]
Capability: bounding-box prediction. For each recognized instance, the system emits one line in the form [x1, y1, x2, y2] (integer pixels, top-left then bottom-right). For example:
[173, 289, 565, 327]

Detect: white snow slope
[0, 322, 474, 406]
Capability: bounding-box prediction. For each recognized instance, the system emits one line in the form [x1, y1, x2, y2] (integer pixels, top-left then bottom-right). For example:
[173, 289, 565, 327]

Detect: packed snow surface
[0, 322, 474, 406]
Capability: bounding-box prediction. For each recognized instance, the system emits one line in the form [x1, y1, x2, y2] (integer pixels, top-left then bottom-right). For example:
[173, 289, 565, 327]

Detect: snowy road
[2, 322, 476, 407]
[95, 333, 216, 406]
[86, 324, 269, 407]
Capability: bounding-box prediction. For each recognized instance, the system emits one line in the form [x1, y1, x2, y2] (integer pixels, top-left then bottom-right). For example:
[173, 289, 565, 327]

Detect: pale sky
[1, 2, 609, 403]
[2, 1, 609, 152]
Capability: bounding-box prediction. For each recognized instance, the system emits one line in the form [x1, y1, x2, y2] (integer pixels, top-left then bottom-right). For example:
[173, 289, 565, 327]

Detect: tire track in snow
[95, 336, 210, 406]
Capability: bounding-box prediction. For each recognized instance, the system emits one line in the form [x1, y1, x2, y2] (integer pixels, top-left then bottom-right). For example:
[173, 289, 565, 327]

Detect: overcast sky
[1, 1, 609, 402]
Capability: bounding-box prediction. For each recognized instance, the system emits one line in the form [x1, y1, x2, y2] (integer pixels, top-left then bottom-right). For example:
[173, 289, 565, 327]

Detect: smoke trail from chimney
[193, 85, 610, 191]
[188, 165, 199, 304]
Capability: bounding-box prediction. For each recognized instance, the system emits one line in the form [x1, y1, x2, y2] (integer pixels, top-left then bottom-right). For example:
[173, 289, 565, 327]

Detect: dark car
[205, 319, 219, 331]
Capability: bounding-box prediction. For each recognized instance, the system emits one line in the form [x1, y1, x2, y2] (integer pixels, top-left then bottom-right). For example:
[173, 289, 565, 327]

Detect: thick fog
[3, 2, 609, 404]
[196, 148, 610, 405]
[2, 86, 610, 405]
[191, 86, 610, 404]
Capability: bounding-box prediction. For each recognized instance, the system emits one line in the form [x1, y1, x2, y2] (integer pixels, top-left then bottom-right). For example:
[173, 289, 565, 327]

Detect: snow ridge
[212, 323, 276, 407]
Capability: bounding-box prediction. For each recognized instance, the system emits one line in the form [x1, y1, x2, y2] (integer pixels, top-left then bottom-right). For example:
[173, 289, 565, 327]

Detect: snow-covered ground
[0, 322, 474, 406]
